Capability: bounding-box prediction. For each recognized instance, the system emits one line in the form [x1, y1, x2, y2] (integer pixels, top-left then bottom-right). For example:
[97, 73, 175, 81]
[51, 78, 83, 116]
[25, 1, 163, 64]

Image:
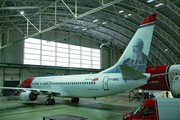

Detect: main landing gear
[46, 95, 55, 105]
[46, 96, 79, 105]
[71, 97, 79, 103]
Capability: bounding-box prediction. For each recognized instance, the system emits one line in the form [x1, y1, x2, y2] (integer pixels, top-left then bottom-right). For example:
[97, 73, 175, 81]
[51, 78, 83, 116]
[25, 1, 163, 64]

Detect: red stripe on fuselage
[141, 14, 157, 25]
[139, 65, 169, 90]
[23, 78, 34, 88]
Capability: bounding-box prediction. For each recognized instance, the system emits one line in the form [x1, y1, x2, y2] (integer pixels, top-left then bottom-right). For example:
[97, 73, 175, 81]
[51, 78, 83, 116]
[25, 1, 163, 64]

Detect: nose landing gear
[71, 97, 79, 103]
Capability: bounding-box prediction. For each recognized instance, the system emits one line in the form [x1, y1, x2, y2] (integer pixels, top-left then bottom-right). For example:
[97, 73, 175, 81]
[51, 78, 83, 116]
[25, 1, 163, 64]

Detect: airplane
[139, 65, 180, 98]
[0, 14, 157, 105]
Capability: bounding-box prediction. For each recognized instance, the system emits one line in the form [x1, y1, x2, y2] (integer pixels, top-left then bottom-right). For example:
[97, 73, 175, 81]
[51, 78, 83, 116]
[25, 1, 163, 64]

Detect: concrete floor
[0, 93, 142, 120]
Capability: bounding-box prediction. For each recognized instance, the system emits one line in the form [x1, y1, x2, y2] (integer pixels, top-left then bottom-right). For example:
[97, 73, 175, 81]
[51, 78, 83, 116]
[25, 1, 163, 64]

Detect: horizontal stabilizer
[151, 73, 169, 77]
[119, 64, 147, 80]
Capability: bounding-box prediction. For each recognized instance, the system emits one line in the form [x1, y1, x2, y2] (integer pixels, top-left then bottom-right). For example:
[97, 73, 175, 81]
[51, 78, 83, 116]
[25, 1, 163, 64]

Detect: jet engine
[170, 75, 180, 98]
[20, 91, 38, 101]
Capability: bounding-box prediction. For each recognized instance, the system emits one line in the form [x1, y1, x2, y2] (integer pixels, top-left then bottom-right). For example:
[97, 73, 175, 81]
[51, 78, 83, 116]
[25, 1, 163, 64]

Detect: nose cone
[23, 78, 34, 88]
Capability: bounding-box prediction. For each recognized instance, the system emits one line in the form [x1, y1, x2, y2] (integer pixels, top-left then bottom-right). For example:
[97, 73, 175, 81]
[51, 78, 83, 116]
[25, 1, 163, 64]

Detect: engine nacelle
[170, 75, 180, 98]
[20, 91, 38, 101]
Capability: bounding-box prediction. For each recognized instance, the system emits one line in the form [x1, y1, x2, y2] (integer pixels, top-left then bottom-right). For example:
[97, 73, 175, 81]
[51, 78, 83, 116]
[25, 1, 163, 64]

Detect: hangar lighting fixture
[147, 0, 154, 3]
[102, 22, 107, 25]
[20, 11, 24, 15]
[82, 28, 87, 31]
[119, 10, 124, 13]
[74, 26, 79, 29]
[165, 49, 168, 51]
[128, 14, 132, 16]
[93, 19, 98, 22]
[155, 3, 164, 7]
[124, 15, 128, 17]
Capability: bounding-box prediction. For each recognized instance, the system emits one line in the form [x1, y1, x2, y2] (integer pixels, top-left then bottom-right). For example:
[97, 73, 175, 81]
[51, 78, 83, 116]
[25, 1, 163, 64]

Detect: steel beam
[0, 0, 123, 49]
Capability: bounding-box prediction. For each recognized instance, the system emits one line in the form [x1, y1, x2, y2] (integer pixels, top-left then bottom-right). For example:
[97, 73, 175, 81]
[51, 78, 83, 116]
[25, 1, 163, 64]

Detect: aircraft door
[103, 76, 109, 91]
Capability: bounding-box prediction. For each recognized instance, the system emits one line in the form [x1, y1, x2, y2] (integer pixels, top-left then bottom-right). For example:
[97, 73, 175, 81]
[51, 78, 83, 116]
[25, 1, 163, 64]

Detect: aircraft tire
[71, 98, 75, 103]
[46, 99, 51, 105]
[51, 99, 55, 105]
[71, 97, 79, 103]
[75, 97, 79, 102]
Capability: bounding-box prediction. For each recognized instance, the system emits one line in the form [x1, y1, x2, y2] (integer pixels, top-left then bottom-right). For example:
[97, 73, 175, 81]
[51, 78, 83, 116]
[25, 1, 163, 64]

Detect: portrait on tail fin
[100, 14, 156, 73]
[122, 38, 147, 73]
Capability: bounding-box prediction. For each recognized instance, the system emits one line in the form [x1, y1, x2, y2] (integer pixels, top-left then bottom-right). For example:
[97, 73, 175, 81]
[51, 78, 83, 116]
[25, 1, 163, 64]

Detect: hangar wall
[0, 29, 121, 96]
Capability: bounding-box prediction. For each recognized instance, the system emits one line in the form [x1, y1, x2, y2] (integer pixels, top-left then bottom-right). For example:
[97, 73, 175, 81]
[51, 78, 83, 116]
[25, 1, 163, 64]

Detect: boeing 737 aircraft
[0, 14, 157, 105]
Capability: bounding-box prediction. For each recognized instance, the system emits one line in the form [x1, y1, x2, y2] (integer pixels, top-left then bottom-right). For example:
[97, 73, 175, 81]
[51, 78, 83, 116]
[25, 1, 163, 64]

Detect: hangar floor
[0, 93, 142, 120]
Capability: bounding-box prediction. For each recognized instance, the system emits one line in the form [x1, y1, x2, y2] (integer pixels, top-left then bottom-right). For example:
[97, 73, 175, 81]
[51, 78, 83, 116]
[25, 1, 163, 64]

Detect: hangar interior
[0, 0, 179, 92]
[0, 29, 121, 96]
[0, 0, 180, 119]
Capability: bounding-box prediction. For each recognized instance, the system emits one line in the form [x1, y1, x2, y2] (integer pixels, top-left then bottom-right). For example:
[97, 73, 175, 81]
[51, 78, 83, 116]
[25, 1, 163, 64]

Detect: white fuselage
[30, 73, 150, 98]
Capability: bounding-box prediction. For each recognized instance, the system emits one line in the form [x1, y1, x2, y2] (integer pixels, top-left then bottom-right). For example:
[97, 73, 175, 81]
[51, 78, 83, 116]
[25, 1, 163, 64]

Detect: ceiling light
[93, 19, 98, 22]
[124, 15, 128, 17]
[82, 28, 87, 31]
[147, 0, 154, 3]
[128, 14, 132, 16]
[102, 22, 107, 25]
[155, 3, 163, 7]
[119, 10, 124, 13]
[20, 11, 24, 15]
[74, 26, 79, 29]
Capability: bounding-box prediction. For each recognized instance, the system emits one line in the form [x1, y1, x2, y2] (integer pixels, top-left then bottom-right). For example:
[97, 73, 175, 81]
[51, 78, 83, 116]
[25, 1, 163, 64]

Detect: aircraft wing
[119, 64, 148, 80]
[0, 87, 68, 96]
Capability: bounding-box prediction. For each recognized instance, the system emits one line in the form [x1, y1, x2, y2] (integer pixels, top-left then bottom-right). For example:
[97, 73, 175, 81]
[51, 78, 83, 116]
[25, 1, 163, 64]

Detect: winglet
[119, 64, 147, 80]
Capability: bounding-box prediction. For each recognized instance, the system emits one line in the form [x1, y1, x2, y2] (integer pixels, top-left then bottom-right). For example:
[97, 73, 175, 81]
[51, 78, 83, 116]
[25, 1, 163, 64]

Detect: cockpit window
[133, 104, 145, 115]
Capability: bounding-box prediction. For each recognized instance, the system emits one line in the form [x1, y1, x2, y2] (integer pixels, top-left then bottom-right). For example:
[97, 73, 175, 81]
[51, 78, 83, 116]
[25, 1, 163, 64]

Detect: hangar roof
[0, 0, 180, 67]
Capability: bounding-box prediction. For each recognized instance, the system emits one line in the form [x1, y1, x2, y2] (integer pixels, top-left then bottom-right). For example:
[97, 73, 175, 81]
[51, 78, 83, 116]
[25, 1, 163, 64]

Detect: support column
[0, 31, 5, 96]
[0, 68, 4, 96]
[20, 68, 24, 84]
[0, 31, 5, 63]
[110, 49, 113, 67]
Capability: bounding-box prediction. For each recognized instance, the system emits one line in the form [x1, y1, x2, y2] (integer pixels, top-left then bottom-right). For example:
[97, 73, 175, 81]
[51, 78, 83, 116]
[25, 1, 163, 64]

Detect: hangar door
[3, 68, 20, 96]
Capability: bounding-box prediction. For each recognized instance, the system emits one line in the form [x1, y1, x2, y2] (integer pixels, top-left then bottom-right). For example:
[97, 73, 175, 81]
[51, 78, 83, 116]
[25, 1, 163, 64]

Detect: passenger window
[139, 106, 154, 118]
